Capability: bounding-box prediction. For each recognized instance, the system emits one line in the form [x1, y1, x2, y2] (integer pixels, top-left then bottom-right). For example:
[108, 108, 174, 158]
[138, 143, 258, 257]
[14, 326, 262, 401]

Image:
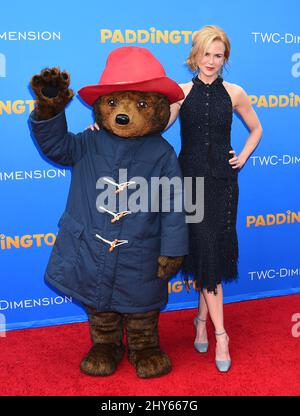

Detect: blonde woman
[169, 25, 262, 372]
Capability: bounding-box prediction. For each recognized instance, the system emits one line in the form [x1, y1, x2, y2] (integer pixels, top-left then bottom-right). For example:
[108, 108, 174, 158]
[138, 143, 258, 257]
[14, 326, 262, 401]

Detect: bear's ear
[149, 94, 170, 134]
[93, 96, 105, 128]
[93, 95, 103, 109]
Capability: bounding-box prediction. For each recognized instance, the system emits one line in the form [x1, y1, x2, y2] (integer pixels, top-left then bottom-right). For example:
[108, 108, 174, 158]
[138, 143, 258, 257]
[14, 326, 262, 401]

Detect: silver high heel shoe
[215, 330, 231, 372]
[193, 315, 209, 353]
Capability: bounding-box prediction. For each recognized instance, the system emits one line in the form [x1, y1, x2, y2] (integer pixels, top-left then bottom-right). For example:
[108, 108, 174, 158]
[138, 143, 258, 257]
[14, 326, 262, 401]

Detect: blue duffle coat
[30, 110, 188, 313]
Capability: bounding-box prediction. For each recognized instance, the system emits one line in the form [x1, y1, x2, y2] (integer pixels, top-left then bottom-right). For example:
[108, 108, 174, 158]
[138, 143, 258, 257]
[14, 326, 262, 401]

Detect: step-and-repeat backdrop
[1, 0, 299, 331]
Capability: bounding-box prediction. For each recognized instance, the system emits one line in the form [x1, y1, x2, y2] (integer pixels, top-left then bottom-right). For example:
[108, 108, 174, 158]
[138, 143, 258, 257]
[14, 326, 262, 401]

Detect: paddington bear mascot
[29, 46, 188, 378]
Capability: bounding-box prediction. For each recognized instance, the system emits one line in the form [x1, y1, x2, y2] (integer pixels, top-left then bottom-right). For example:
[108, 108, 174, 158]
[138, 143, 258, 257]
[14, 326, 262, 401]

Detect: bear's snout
[116, 114, 130, 125]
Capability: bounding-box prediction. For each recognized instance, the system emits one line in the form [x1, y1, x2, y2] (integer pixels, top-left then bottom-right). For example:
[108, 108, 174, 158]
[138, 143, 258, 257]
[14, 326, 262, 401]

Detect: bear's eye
[107, 99, 116, 107]
[137, 100, 148, 109]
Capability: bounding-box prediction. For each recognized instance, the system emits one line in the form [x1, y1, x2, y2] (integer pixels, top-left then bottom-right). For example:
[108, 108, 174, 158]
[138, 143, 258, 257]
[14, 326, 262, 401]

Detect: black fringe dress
[178, 76, 239, 294]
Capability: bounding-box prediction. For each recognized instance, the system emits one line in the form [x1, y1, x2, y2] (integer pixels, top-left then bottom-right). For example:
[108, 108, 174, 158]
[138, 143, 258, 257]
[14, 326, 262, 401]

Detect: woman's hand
[85, 122, 100, 131]
[228, 150, 246, 170]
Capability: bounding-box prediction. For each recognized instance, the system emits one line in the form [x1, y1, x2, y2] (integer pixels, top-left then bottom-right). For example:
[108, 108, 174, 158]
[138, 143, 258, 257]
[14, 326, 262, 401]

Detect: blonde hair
[186, 25, 231, 72]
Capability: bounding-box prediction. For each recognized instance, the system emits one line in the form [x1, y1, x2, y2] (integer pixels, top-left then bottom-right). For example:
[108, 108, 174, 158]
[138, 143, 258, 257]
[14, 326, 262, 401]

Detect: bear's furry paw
[130, 348, 172, 378]
[30, 67, 74, 120]
[80, 343, 125, 376]
[157, 255, 184, 280]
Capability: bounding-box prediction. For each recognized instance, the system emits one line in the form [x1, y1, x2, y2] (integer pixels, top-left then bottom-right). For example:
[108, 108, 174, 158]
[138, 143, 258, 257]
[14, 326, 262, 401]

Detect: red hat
[78, 46, 184, 106]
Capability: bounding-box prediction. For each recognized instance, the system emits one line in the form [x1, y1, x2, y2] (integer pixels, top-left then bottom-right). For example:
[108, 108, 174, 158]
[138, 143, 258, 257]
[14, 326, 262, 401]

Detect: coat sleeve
[160, 148, 189, 257]
[29, 110, 87, 167]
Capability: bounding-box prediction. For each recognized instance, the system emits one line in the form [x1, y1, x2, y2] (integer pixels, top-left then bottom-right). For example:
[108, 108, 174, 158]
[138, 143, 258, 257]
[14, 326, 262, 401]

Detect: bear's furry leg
[80, 307, 125, 376]
[125, 310, 171, 378]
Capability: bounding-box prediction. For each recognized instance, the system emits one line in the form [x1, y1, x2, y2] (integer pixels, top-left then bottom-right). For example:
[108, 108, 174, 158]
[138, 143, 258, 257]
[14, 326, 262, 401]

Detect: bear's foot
[129, 348, 172, 379]
[80, 343, 125, 376]
[125, 310, 172, 378]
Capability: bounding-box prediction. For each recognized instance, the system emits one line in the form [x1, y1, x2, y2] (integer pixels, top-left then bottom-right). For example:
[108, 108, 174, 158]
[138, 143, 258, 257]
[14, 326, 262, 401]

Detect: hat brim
[78, 77, 184, 106]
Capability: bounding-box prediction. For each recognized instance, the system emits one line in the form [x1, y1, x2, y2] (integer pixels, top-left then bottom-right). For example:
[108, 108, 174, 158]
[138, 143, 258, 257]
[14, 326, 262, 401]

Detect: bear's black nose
[116, 114, 129, 125]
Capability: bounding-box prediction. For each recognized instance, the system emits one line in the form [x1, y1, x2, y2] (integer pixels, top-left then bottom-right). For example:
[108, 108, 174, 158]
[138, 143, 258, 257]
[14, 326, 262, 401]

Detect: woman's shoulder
[222, 81, 248, 108]
[223, 80, 247, 97]
[179, 81, 193, 89]
[177, 81, 193, 105]
[180, 81, 193, 92]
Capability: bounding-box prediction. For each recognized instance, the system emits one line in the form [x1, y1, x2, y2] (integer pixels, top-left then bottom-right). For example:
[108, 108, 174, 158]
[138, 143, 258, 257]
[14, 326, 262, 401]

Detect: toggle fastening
[99, 206, 132, 223]
[103, 177, 136, 193]
[95, 233, 128, 252]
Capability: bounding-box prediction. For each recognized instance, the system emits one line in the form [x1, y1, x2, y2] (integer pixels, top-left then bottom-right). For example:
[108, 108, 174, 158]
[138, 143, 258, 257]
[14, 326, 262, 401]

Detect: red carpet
[0, 294, 299, 396]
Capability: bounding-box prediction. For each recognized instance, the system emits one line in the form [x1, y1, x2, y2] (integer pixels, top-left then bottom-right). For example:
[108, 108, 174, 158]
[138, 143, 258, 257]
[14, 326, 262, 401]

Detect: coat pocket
[50, 212, 84, 266]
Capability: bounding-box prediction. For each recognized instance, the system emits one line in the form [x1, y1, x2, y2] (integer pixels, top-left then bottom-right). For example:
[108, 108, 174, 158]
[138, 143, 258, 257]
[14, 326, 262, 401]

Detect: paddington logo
[0, 100, 35, 115]
[0, 233, 57, 250]
[0, 53, 6, 77]
[248, 93, 300, 108]
[246, 210, 300, 227]
[100, 28, 196, 44]
[168, 279, 196, 294]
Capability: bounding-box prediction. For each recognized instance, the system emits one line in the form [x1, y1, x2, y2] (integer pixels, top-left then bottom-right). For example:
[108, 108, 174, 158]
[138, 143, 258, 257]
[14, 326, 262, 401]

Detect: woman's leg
[201, 284, 230, 362]
[194, 290, 209, 343]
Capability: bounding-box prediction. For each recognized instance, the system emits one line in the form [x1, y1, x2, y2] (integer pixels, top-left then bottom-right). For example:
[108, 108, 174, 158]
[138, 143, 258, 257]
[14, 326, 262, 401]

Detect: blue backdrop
[1, 0, 300, 331]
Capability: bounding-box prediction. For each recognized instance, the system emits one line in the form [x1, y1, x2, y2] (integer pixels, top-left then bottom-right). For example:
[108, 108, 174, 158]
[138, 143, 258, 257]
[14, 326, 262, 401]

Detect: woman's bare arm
[229, 84, 263, 169]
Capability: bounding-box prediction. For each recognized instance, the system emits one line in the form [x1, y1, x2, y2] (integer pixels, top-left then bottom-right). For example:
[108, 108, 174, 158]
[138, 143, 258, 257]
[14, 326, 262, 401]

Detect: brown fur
[80, 307, 125, 376]
[30, 67, 74, 120]
[80, 344, 125, 377]
[124, 310, 171, 378]
[157, 255, 184, 279]
[93, 91, 170, 138]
